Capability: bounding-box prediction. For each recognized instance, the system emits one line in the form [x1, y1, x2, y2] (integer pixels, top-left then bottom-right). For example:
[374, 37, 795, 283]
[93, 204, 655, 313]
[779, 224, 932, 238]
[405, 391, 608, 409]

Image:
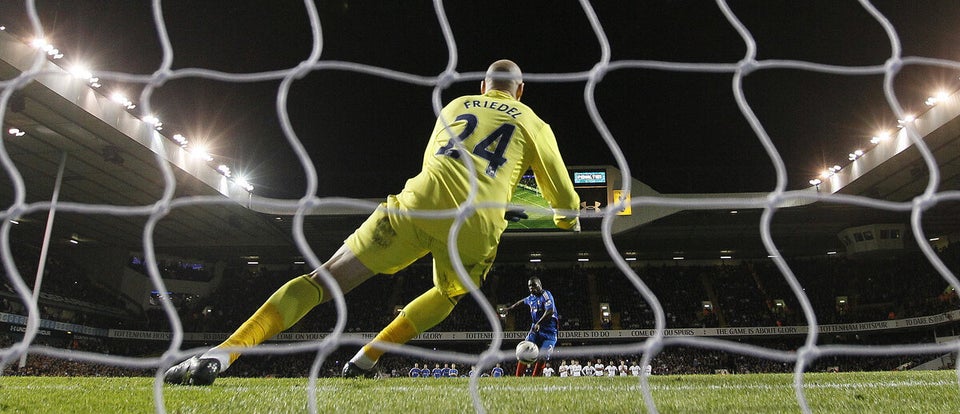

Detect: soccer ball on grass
[515, 340, 539, 364]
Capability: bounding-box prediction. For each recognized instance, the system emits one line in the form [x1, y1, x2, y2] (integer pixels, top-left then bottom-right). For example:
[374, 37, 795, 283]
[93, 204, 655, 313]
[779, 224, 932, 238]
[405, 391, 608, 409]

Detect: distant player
[420, 364, 431, 378]
[569, 360, 582, 377]
[409, 363, 421, 378]
[558, 360, 569, 378]
[629, 361, 641, 377]
[504, 277, 559, 376]
[605, 361, 617, 377]
[593, 359, 605, 377]
[582, 362, 595, 377]
[163, 59, 580, 385]
[441, 363, 451, 377]
[541, 362, 555, 377]
[449, 364, 459, 377]
[491, 363, 504, 378]
[432, 363, 443, 378]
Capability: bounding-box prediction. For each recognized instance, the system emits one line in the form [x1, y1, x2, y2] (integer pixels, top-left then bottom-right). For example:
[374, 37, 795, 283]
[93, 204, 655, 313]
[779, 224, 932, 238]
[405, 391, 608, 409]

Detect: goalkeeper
[165, 59, 580, 385]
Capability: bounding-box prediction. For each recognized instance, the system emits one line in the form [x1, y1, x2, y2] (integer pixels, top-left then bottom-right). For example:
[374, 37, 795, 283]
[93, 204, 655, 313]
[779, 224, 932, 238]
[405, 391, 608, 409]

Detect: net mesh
[2, 1, 960, 413]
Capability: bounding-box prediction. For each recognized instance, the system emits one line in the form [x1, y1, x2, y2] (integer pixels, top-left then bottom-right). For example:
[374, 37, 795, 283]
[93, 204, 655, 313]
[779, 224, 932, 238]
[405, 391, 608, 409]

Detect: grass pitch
[507, 185, 555, 230]
[1, 371, 958, 413]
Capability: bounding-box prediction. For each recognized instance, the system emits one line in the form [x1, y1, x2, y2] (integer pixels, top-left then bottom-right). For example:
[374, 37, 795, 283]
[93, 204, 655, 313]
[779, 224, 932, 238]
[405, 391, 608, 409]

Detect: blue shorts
[525, 330, 557, 361]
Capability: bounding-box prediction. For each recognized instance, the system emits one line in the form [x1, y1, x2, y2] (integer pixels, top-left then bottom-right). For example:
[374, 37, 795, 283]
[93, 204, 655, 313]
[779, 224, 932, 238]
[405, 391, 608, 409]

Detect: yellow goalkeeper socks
[351, 287, 456, 368]
[206, 275, 324, 370]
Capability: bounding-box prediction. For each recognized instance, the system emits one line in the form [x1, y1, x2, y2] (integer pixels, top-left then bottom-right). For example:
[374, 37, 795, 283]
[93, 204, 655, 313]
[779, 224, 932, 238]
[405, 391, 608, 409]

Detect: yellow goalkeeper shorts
[345, 194, 498, 298]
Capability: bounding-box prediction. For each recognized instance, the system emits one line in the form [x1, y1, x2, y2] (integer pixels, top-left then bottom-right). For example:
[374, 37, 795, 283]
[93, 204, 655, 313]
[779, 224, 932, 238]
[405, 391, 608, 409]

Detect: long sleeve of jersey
[526, 122, 580, 230]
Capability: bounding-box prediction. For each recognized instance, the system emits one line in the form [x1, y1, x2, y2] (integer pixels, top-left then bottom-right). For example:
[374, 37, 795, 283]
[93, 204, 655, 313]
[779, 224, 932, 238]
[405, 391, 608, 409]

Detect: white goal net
[2, 1, 960, 413]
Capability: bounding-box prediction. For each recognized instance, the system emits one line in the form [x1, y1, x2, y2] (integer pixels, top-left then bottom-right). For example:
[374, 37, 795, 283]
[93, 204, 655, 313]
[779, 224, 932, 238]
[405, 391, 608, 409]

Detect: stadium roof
[2, 29, 960, 266]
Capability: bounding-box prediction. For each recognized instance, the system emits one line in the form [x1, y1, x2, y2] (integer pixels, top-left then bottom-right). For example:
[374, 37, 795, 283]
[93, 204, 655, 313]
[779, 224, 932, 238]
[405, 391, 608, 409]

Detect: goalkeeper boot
[341, 361, 379, 379]
[164, 356, 221, 386]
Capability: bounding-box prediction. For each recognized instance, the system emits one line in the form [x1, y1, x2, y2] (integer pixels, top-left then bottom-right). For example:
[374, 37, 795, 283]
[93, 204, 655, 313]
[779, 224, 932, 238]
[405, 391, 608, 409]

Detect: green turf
[1, 371, 957, 413]
[507, 185, 556, 230]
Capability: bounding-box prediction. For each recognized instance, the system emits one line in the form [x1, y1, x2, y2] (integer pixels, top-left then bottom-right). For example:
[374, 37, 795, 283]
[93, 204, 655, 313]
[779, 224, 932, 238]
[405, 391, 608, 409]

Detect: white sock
[349, 350, 377, 370]
[200, 347, 231, 373]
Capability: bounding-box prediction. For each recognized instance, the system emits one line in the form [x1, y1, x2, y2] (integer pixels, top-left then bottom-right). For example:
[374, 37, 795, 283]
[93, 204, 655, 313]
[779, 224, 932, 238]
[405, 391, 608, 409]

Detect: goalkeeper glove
[555, 216, 581, 232]
[504, 209, 528, 222]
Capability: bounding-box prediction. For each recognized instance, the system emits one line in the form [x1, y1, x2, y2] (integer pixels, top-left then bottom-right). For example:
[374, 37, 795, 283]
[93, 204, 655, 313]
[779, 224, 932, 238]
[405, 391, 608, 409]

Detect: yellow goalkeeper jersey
[396, 89, 579, 240]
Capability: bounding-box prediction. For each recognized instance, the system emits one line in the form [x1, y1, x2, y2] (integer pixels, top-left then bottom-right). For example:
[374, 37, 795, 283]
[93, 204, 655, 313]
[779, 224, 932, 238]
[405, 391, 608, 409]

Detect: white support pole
[19, 152, 68, 368]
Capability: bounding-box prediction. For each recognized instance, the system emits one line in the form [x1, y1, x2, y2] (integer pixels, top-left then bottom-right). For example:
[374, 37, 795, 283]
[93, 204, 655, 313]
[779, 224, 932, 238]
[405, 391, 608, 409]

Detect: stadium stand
[4, 242, 958, 378]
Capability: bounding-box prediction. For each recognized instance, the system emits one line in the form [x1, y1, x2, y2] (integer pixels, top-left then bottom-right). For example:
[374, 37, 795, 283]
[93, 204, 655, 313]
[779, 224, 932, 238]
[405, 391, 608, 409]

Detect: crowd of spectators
[2, 330, 943, 379]
[591, 245, 960, 330]
[166, 263, 400, 334]
[3, 241, 960, 379]
[6, 240, 959, 336]
[1, 245, 134, 328]
[127, 256, 213, 282]
[1, 334, 158, 377]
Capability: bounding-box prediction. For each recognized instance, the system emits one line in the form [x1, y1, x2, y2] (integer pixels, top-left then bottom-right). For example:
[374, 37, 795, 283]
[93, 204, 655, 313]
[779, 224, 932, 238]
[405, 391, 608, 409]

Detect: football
[515, 340, 539, 364]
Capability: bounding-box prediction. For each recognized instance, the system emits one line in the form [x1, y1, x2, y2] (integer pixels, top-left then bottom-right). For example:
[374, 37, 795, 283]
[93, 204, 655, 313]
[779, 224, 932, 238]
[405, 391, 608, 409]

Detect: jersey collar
[484, 89, 515, 100]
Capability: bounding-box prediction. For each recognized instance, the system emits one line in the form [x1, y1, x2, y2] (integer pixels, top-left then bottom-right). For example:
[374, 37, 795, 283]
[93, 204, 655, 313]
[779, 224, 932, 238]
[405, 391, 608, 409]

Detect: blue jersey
[491, 367, 504, 377]
[449, 368, 459, 377]
[420, 368, 431, 377]
[432, 368, 443, 378]
[524, 290, 559, 333]
[409, 367, 420, 377]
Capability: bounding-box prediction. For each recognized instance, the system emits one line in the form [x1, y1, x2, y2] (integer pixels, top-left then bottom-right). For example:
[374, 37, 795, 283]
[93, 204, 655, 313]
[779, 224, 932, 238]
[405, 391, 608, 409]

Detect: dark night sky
[2, 1, 959, 199]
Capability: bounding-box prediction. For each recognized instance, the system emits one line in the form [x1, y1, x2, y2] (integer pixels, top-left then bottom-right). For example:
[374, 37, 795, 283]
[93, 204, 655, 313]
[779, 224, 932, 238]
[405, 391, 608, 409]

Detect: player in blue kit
[505, 277, 558, 376]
